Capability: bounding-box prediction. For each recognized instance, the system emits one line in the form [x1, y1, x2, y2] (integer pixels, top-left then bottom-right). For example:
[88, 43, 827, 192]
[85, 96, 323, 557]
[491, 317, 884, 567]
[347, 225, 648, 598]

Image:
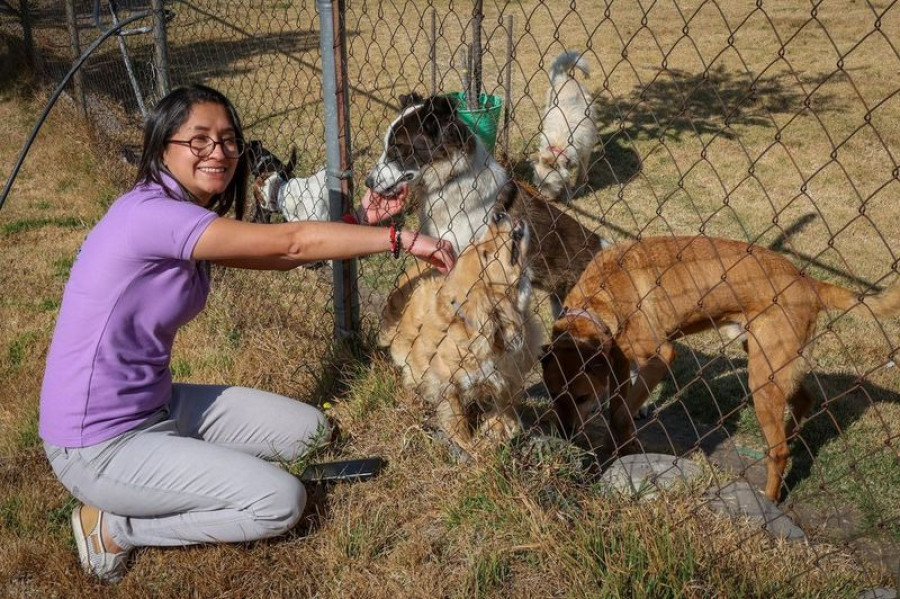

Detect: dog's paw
[430, 428, 473, 463]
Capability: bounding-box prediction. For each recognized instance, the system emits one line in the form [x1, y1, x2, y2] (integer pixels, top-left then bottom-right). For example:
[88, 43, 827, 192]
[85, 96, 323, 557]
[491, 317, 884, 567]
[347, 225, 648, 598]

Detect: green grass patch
[198, 352, 235, 371]
[225, 327, 243, 349]
[570, 519, 700, 596]
[46, 496, 80, 541]
[340, 358, 403, 420]
[0, 496, 25, 535]
[6, 330, 40, 368]
[37, 298, 60, 312]
[359, 246, 413, 293]
[170, 357, 193, 379]
[52, 256, 76, 280]
[792, 415, 900, 542]
[443, 466, 520, 532]
[15, 408, 41, 450]
[1, 216, 85, 236]
[54, 177, 77, 194]
[462, 551, 512, 598]
[95, 187, 119, 211]
[336, 509, 397, 560]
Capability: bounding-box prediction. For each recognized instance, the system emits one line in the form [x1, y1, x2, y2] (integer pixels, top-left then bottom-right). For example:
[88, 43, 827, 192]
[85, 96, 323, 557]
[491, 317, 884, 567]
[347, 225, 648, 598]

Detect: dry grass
[2, 1, 900, 594]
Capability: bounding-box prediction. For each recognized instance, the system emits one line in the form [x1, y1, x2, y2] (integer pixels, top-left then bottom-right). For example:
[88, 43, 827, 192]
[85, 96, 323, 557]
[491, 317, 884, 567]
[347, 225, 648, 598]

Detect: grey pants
[44, 384, 329, 550]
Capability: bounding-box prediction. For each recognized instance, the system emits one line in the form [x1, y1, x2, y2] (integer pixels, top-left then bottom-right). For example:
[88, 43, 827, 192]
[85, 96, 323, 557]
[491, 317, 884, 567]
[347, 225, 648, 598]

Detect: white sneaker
[71, 504, 131, 583]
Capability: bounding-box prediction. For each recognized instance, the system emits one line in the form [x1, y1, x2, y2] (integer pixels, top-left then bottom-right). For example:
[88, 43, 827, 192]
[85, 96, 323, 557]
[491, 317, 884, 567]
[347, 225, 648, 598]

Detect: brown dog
[381, 209, 542, 455]
[542, 235, 900, 501]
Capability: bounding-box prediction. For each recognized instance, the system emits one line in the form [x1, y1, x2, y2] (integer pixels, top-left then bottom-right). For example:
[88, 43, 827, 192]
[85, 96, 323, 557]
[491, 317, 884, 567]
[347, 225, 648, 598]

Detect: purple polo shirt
[39, 175, 218, 447]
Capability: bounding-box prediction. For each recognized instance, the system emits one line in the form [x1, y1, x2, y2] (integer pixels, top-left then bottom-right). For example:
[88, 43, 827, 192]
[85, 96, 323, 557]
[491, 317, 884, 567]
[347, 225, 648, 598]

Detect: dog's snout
[364, 174, 375, 189]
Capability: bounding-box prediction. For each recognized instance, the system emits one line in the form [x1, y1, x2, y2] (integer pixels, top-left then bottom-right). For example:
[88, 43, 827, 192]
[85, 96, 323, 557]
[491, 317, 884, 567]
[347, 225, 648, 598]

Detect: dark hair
[135, 84, 247, 219]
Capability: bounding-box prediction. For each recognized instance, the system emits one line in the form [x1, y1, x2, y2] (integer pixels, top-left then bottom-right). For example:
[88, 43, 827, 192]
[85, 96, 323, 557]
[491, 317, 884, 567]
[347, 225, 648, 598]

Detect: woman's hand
[361, 187, 408, 224]
[404, 232, 456, 274]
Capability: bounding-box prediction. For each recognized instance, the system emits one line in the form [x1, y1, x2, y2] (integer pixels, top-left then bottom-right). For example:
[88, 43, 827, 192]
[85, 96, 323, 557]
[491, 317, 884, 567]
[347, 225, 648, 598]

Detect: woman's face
[162, 102, 239, 206]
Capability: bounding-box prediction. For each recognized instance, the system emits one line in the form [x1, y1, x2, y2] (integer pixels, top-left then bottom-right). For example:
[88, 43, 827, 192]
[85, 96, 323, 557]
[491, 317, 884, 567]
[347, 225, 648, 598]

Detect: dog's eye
[492, 211, 508, 224]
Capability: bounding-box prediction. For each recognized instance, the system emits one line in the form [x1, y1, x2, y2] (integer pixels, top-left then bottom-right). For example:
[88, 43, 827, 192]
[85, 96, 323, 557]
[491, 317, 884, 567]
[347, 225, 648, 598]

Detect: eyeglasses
[167, 135, 246, 159]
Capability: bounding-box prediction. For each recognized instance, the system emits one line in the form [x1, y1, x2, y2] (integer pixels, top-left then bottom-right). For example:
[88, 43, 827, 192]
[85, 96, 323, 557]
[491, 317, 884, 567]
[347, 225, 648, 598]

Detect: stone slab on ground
[704, 479, 806, 541]
[599, 453, 704, 498]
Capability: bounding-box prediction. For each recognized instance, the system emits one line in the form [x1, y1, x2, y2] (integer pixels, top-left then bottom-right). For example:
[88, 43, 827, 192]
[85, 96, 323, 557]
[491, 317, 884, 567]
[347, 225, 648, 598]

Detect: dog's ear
[285, 146, 298, 179]
[430, 94, 457, 118]
[399, 92, 425, 108]
[494, 179, 518, 212]
[539, 343, 553, 366]
[247, 140, 264, 173]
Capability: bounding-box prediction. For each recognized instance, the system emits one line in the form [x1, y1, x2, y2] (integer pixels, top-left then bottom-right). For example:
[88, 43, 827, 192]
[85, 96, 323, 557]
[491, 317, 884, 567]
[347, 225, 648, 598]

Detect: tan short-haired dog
[542, 236, 900, 501]
[381, 209, 543, 454]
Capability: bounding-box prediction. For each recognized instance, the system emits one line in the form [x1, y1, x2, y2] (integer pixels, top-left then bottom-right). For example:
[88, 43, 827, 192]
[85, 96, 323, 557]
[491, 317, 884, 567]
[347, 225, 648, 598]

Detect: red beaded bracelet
[389, 222, 397, 256]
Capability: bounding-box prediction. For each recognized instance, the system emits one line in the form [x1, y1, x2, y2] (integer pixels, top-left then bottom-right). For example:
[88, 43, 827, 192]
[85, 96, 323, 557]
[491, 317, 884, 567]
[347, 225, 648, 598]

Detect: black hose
[0, 10, 150, 213]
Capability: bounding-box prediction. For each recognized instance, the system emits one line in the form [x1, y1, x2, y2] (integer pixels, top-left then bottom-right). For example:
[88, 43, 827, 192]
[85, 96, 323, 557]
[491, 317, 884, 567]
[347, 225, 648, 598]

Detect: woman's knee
[250, 473, 307, 538]
[276, 402, 331, 461]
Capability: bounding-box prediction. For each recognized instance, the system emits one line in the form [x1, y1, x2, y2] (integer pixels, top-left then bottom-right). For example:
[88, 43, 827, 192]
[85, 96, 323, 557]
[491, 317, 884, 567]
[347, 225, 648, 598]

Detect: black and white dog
[247, 141, 329, 224]
[365, 93, 609, 310]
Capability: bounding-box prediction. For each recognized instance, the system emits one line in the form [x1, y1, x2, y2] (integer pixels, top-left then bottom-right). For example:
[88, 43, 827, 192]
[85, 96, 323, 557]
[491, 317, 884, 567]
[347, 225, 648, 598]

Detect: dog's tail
[815, 279, 900, 319]
[550, 50, 589, 84]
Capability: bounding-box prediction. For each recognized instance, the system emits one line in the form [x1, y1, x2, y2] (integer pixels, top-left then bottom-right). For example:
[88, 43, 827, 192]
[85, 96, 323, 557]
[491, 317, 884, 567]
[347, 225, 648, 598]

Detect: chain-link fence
[3, 0, 900, 592]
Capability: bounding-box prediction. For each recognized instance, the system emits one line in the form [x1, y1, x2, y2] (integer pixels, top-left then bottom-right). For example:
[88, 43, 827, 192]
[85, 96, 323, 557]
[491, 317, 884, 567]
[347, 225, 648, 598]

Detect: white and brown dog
[532, 51, 598, 201]
[365, 93, 609, 312]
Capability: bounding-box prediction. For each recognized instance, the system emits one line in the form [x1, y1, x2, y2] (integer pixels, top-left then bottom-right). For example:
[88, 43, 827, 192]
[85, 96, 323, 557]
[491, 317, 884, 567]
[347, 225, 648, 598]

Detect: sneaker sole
[70, 506, 91, 572]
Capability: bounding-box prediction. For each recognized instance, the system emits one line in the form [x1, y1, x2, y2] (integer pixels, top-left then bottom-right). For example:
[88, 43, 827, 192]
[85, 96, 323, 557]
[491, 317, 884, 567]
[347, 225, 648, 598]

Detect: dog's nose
[364, 174, 375, 189]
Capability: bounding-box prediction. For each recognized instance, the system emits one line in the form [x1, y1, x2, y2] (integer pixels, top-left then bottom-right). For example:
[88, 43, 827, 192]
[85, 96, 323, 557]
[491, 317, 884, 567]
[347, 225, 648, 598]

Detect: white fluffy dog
[532, 50, 597, 201]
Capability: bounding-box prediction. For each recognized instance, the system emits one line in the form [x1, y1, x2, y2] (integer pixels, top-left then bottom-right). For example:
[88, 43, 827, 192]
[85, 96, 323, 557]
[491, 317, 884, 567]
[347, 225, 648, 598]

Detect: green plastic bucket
[449, 92, 503, 153]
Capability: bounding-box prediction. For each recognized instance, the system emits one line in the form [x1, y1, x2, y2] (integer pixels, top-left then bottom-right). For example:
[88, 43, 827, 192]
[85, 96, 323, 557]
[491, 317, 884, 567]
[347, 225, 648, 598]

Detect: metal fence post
[19, 0, 36, 69]
[502, 15, 513, 159]
[151, 0, 170, 97]
[64, 0, 87, 118]
[317, 0, 359, 340]
[467, 0, 483, 108]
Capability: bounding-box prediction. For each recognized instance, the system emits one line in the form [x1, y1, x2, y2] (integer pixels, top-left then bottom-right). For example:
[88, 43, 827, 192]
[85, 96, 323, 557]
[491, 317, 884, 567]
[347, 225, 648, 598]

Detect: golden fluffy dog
[381, 210, 542, 454]
[542, 235, 900, 501]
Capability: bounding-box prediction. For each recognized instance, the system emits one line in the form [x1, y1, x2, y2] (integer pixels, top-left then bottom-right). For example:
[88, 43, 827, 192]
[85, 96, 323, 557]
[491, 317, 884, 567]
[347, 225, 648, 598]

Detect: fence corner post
[151, 0, 170, 97]
[19, 0, 37, 70]
[64, 0, 87, 118]
[317, 0, 360, 342]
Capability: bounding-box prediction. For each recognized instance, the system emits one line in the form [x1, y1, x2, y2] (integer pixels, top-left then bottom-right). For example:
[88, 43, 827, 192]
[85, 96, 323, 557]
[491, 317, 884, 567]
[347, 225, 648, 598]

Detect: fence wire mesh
[4, 0, 900, 592]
